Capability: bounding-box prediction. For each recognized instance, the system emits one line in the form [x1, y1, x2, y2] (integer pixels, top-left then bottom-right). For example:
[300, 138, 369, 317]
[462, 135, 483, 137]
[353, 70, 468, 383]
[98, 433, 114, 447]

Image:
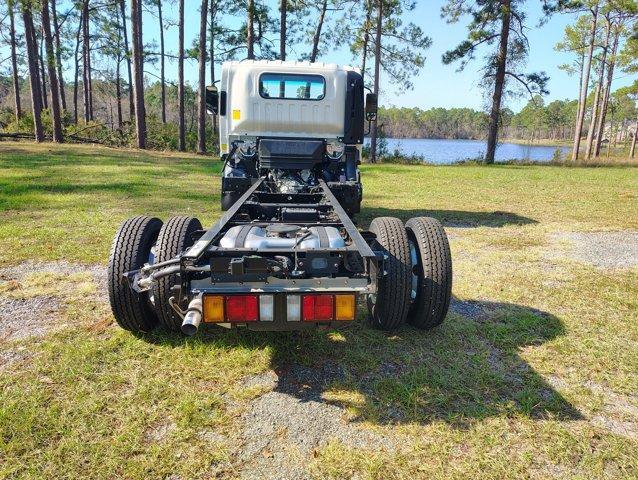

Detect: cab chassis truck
[108, 61, 452, 335]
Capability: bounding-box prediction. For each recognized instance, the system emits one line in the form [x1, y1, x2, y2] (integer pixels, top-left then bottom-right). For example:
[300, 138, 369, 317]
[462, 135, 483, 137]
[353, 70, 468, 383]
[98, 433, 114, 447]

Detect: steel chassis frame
[129, 177, 383, 330]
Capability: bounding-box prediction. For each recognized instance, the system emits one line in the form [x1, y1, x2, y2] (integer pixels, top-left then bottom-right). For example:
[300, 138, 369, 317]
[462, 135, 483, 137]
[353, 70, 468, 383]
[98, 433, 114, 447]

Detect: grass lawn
[0, 142, 637, 479]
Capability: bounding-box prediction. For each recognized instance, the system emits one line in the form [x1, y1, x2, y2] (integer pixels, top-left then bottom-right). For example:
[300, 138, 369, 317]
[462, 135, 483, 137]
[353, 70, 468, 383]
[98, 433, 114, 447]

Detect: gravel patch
[238, 365, 397, 480]
[0, 261, 107, 341]
[549, 231, 638, 270]
[0, 260, 107, 291]
[451, 299, 494, 321]
[0, 346, 30, 370]
[0, 296, 63, 341]
[242, 370, 279, 390]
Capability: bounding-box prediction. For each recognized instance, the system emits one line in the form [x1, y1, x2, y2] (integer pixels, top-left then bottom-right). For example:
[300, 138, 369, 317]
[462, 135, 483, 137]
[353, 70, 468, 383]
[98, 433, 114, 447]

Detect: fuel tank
[218, 225, 345, 250]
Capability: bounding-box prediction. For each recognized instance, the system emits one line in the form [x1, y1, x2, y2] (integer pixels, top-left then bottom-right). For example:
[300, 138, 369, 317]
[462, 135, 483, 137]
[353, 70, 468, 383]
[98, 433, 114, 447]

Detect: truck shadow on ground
[355, 208, 537, 229]
[150, 297, 582, 428]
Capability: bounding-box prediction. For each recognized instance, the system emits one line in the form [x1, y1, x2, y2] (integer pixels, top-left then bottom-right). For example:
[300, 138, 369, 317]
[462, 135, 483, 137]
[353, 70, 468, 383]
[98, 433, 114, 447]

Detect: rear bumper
[190, 275, 372, 294]
[205, 319, 356, 331]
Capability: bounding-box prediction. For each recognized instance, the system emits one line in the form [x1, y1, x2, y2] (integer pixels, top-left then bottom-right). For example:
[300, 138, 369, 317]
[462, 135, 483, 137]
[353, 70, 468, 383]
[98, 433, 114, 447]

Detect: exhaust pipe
[181, 294, 203, 336]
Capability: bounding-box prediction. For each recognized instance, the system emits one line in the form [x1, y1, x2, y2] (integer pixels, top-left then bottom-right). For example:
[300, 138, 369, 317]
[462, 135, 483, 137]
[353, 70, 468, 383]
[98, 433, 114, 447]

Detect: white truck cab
[207, 60, 376, 215]
[217, 60, 365, 154]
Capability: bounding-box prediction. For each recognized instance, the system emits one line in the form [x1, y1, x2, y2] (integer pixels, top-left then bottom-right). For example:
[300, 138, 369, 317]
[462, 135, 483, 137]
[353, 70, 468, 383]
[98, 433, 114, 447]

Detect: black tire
[367, 217, 412, 331]
[108, 216, 163, 332]
[405, 217, 452, 329]
[153, 216, 203, 331]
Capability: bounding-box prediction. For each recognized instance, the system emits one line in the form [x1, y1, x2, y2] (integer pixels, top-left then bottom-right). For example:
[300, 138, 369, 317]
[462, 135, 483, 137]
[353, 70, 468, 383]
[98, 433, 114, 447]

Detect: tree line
[1, 0, 637, 163]
[379, 87, 637, 148]
[0, 0, 429, 159]
[557, 0, 638, 160]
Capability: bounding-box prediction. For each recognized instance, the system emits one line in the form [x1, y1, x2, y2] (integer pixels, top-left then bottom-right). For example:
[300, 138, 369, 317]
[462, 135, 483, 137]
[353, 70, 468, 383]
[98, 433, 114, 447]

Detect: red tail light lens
[302, 294, 334, 321]
[225, 295, 259, 322]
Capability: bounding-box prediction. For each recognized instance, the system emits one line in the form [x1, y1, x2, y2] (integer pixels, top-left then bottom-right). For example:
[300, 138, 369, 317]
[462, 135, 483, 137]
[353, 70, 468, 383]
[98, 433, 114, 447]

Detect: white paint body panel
[219, 60, 358, 153]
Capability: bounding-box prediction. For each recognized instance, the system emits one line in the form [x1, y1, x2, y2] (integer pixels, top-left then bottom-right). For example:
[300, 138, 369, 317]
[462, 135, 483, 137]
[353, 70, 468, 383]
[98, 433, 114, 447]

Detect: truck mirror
[206, 85, 219, 115]
[365, 93, 378, 121]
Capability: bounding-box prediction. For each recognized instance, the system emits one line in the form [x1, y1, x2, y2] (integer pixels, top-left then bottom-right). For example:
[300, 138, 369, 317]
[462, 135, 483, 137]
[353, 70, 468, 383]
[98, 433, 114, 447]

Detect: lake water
[368, 138, 570, 164]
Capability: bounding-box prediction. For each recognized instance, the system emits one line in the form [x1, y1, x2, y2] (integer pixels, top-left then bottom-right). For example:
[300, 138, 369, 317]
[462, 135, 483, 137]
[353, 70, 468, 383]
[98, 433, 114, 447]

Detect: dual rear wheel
[367, 216, 452, 331]
[108, 214, 452, 335]
[107, 215, 201, 333]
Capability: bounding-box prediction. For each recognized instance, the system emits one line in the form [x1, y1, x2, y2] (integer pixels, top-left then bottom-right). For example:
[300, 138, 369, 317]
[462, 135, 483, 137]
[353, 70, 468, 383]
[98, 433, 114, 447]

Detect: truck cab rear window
[259, 73, 325, 100]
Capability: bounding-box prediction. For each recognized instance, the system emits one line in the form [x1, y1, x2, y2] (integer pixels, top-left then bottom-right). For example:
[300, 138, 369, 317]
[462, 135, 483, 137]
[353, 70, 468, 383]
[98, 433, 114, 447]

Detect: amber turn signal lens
[335, 294, 356, 321]
[202, 295, 224, 323]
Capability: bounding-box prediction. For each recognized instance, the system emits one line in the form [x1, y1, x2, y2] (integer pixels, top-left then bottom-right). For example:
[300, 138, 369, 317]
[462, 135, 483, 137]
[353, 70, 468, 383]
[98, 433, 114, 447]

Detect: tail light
[302, 294, 334, 321]
[203, 295, 224, 323]
[335, 294, 356, 321]
[225, 295, 258, 322]
[203, 294, 259, 322]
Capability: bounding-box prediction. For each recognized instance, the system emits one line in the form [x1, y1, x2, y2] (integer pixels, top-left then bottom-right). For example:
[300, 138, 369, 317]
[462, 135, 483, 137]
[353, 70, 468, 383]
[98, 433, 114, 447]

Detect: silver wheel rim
[408, 236, 419, 303]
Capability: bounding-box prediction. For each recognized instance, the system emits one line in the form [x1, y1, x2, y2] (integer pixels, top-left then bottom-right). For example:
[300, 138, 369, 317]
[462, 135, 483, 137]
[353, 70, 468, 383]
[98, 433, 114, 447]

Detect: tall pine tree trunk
[73, 8, 82, 124]
[82, 1, 90, 122]
[178, 0, 185, 151]
[51, 0, 66, 111]
[360, 0, 372, 80]
[630, 118, 637, 158]
[584, 79, 602, 160]
[369, 0, 382, 163]
[131, 0, 146, 148]
[39, 34, 49, 110]
[115, 4, 123, 129]
[585, 21, 609, 160]
[29, 18, 44, 113]
[21, 2, 44, 141]
[210, 0, 218, 135]
[158, 0, 166, 123]
[280, 0, 286, 60]
[485, 0, 510, 164]
[247, 0, 255, 59]
[197, 0, 209, 153]
[310, 0, 328, 63]
[73, 9, 81, 123]
[571, 3, 599, 162]
[116, 58, 123, 128]
[8, 0, 22, 121]
[594, 26, 620, 157]
[573, 31, 587, 131]
[86, 10, 94, 120]
[41, 0, 63, 142]
[120, 0, 134, 120]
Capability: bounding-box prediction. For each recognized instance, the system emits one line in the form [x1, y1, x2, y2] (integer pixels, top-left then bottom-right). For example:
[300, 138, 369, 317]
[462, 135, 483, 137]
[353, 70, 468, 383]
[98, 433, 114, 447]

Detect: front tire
[367, 217, 412, 331]
[405, 217, 452, 329]
[108, 216, 163, 333]
[153, 216, 203, 331]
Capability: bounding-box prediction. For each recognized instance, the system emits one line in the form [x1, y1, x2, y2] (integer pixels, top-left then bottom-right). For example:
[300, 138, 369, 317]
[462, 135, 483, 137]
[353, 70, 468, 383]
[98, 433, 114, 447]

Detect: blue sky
[148, 0, 621, 111]
[3, 0, 635, 112]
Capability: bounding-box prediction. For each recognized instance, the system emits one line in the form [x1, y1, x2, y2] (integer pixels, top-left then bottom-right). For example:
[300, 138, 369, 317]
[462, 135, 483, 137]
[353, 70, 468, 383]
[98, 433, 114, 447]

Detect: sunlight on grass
[0, 142, 637, 478]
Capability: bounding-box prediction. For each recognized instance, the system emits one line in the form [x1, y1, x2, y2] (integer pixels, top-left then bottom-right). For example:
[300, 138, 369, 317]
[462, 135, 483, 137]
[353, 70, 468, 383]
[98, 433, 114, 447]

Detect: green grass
[0, 142, 637, 479]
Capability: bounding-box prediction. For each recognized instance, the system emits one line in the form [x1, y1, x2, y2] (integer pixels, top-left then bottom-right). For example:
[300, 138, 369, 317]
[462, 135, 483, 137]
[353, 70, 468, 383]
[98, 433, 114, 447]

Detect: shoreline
[375, 137, 572, 148]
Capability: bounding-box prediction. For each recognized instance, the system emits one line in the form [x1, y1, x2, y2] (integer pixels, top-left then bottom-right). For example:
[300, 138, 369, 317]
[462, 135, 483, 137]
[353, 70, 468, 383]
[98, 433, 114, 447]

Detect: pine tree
[442, 0, 550, 163]
[21, 0, 44, 141]
[131, 0, 146, 148]
[197, 0, 209, 153]
[41, 0, 63, 141]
